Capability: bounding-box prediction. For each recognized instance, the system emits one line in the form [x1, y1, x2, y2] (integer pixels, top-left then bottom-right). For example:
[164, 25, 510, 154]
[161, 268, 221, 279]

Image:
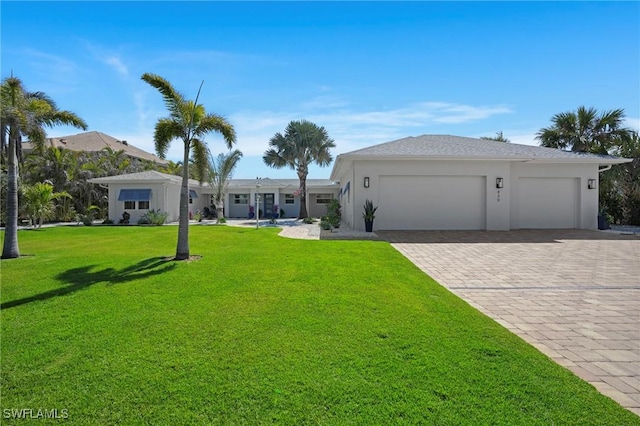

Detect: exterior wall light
[588, 179, 597, 189]
[364, 177, 370, 188]
[496, 177, 504, 189]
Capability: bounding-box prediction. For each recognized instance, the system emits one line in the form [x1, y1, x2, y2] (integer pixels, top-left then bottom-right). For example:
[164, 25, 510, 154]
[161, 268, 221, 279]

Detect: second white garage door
[515, 177, 579, 229]
[377, 175, 486, 230]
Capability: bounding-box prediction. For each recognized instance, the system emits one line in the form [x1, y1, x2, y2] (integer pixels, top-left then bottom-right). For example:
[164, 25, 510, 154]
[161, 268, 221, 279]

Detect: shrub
[78, 205, 99, 226]
[217, 217, 227, 224]
[325, 199, 341, 228]
[138, 209, 169, 226]
[80, 215, 93, 226]
[102, 219, 114, 225]
[320, 220, 332, 230]
[303, 217, 317, 224]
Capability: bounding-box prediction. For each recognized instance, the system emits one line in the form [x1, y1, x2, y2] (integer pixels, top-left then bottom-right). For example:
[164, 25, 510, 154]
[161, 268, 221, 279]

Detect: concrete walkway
[223, 218, 321, 239]
[223, 218, 379, 240]
[378, 230, 640, 416]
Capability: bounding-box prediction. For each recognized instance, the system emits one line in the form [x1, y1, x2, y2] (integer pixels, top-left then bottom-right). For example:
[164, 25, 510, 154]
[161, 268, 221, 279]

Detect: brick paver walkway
[378, 230, 640, 416]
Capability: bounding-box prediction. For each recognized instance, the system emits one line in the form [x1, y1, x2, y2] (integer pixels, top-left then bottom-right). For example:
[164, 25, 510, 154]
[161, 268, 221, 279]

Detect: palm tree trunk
[215, 199, 224, 221]
[2, 134, 20, 259]
[175, 142, 191, 260]
[298, 173, 308, 219]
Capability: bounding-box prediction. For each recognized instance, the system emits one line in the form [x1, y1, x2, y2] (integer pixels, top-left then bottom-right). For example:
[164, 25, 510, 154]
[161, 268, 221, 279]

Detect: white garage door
[377, 176, 486, 230]
[516, 178, 578, 229]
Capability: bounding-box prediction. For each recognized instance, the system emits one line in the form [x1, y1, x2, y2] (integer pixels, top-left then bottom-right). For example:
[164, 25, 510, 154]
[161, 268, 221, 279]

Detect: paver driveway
[378, 229, 640, 416]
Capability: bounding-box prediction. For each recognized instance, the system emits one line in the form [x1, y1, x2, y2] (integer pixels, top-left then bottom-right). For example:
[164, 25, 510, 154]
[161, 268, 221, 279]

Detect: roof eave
[334, 154, 632, 165]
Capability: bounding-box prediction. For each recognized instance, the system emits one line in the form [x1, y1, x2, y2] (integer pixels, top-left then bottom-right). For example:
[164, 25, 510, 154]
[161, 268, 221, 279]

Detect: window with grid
[233, 194, 249, 204]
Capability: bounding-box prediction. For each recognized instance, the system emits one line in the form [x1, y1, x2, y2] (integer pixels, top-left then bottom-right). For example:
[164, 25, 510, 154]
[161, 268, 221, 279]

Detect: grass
[1, 225, 638, 425]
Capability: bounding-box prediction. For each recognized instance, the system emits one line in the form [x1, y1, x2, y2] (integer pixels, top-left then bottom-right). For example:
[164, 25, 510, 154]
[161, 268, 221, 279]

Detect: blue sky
[2, 1, 639, 179]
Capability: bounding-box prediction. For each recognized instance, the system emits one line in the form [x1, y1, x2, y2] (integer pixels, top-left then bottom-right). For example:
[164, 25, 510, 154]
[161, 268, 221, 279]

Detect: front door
[263, 193, 274, 218]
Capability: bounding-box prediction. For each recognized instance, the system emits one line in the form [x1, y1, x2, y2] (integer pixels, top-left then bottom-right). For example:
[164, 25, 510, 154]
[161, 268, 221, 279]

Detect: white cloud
[105, 56, 128, 77]
[225, 101, 514, 157]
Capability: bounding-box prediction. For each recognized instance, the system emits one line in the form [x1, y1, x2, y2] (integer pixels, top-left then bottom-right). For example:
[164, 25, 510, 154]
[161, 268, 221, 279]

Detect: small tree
[324, 198, 341, 228]
[21, 182, 70, 228]
[207, 149, 243, 222]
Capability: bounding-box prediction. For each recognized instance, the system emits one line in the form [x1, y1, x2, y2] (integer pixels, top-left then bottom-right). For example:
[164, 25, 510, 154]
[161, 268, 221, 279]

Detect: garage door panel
[378, 176, 486, 230]
[516, 178, 578, 229]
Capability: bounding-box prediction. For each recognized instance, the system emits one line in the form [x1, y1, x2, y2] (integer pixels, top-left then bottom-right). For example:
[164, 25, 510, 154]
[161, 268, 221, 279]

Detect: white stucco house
[330, 135, 631, 232]
[89, 171, 339, 223]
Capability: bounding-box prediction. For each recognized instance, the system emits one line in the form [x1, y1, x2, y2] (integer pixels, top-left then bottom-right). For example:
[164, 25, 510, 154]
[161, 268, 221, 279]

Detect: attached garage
[330, 135, 631, 232]
[377, 175, 486, 230]
[515, 177, 579, 229]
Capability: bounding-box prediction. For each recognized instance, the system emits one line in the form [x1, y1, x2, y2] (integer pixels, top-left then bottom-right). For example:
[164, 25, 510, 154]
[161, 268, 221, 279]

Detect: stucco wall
[279, 192, 300, 218]
[342, 159, 599, 231]
[349, 160, 510, 231]
[108, 183, 169, 224]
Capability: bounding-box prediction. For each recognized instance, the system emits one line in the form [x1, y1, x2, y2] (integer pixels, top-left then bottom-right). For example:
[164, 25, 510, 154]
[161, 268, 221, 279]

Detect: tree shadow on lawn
[1, 257, 176, 310]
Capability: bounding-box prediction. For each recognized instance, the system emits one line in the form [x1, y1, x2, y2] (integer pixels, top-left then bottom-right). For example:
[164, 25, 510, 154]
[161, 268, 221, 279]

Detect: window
[119, 189, 151, 210]
[316, 194, 332, 204]
[233, 194, 249, 205]
[285, 194, 295, 204]
[189, 189, 198, 204]
[118, 189, 151, 202]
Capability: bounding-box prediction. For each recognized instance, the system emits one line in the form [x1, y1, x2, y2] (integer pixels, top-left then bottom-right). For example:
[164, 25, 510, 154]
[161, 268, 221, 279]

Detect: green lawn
[1, 226, 638, 425]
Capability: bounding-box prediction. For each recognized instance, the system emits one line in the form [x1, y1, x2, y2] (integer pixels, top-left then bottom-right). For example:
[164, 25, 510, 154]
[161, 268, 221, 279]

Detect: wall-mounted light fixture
[496, 177, 504, 189]
[364, 176, 370, 188]
[588, 179, 597, 190]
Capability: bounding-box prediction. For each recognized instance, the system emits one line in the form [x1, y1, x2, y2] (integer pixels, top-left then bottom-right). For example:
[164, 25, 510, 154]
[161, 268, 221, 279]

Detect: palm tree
[141, 73, 236, 260]
[162, 160, 183, 176]
[21, 182, 71, 228]
[23, 146, 77, 193]
[263, 120, 335, 219]
[1, 76, 87, 259]
[208, 149, 243, 221]
[536, 106, 631, 154]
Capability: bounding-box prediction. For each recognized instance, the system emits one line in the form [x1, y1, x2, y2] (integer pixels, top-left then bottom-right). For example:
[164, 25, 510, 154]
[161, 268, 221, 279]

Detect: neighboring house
[89, 171, 340, 223]
[330, 135, 631, 231]
[226, 178, 339, 219]
[23, 131, 169, 165]
[89, 171, 208, 224]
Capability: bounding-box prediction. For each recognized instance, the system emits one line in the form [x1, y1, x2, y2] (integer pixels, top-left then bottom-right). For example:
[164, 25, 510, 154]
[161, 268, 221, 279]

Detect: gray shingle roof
[227, 178, 337, 189]
[89, 170, 183, 184]
[90, 172, 338, 189]
[340, 134, 627, 161]
[23, 131, 169, 165]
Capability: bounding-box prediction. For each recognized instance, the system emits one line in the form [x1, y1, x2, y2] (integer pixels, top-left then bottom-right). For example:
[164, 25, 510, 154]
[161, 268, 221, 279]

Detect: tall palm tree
[1, 76, 87, 259]
[141, 73, 236, 260]
[536, 106, 631, 154]
[263, 120, 335, 219]
[208, 149, 243, 221]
